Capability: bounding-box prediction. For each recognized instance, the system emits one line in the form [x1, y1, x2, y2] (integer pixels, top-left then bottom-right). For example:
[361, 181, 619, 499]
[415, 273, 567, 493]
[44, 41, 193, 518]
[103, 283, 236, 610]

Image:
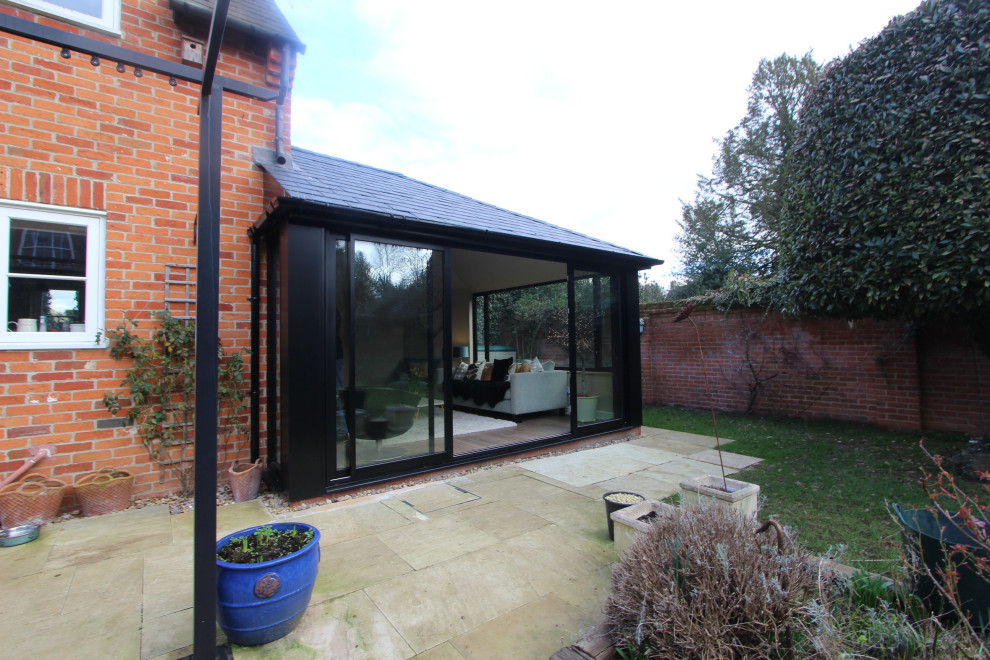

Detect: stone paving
[0, 427, 760, 659]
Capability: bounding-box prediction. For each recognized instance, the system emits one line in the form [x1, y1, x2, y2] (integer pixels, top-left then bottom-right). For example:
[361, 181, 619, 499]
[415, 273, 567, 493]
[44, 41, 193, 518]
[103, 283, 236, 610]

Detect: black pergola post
[0, 5, 282, 659]
[193, 2, 228, 656]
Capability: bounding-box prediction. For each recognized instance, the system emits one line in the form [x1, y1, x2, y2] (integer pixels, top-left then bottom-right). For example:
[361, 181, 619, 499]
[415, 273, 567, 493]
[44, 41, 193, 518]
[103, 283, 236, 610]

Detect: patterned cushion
[530, 357, 544, 372]
[465, 361, 485, 381]
[452, 362, 469, 381]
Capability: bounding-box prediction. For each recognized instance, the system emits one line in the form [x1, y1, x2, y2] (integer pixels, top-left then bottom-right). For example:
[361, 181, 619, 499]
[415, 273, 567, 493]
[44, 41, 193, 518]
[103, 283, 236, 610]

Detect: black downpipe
[249, 233, 260, 463]
[274, 44, 290, 165]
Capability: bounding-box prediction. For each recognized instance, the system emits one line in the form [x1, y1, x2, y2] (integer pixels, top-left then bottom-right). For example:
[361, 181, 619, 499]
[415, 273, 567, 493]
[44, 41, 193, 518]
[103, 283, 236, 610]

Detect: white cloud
[277, 0, 922, 282]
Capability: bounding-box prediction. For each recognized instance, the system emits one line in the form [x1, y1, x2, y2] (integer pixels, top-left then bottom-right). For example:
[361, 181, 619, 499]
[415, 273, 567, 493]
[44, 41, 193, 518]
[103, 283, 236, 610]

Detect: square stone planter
[678, 474, 760, 519]
[611, 499, 677, 557]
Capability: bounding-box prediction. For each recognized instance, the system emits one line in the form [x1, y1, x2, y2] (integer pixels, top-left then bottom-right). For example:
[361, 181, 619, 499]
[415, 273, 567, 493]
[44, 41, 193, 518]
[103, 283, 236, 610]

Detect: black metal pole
[193, 80, 224, 659]
[193, 3, 230, 658]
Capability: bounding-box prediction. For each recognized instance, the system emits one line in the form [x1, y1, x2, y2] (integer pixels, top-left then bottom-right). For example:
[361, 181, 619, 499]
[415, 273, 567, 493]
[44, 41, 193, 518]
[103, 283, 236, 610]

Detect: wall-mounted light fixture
[639, 318, 646, 334]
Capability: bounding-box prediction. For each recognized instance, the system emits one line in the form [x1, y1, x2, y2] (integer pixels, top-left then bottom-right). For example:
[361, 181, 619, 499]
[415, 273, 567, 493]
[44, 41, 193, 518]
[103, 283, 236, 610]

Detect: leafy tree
[779, 0, 990, 321]
[676, 52, 824, 293]
[638, 272, 666, 304]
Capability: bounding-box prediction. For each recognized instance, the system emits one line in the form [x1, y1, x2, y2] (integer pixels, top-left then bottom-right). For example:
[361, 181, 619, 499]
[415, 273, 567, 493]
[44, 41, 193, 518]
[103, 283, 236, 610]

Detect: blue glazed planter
[216, 522, 321, 646]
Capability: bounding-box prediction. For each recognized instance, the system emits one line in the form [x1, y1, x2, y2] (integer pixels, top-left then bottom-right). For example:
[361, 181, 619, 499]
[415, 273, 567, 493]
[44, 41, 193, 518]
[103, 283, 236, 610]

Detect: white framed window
[6, 0, 121, 34]
[1, 200, 106, 350]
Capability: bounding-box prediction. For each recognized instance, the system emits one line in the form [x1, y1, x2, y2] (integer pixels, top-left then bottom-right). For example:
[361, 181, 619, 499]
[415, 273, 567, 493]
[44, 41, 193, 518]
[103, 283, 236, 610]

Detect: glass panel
[7, 278, 85, 332]
[10, 220, 86, 277]
[353, 241, 443, 467]
[49, 0, 103, 17]
[479, 281, 568, 366]
[575, 271, 622, 426]
[334, 239, 350, 474]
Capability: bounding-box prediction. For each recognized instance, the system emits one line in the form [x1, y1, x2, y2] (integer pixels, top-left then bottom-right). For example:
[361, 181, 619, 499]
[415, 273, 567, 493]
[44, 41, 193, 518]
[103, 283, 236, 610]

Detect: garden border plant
[102, 310, 247, 494]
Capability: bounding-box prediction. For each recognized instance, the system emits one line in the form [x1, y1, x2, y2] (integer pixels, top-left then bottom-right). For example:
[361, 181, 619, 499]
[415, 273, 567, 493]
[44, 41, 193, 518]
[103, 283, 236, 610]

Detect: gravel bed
[53, 430, 638, 522]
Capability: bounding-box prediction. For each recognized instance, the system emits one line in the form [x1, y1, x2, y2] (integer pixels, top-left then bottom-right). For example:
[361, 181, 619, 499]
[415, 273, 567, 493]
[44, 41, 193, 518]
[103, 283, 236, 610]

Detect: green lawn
[642, 406, 976, 575]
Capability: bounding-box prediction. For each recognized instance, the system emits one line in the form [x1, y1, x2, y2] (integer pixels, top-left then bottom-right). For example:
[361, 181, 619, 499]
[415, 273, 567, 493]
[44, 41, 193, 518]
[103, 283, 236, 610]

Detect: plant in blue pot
[215, 522, 321, 646]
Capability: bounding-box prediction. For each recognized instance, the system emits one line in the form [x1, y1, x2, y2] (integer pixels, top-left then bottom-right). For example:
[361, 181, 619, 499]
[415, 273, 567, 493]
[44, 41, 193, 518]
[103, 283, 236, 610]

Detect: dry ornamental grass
[605, 505, 834, 659]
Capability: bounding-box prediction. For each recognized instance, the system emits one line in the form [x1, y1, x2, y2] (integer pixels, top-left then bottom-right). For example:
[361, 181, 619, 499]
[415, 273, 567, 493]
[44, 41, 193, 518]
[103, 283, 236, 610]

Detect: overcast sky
[274, 0, 922, 285]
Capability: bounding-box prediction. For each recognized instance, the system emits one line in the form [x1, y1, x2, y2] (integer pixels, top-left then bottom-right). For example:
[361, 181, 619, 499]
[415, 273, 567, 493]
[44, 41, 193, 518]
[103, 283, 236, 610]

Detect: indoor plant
[216, 522, 321, 646]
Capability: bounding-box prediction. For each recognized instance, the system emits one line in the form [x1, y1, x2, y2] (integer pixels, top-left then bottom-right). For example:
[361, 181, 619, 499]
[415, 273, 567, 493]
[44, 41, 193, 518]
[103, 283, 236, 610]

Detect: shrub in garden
[779, 0, 990, 322]
[604, 505, 830, 658]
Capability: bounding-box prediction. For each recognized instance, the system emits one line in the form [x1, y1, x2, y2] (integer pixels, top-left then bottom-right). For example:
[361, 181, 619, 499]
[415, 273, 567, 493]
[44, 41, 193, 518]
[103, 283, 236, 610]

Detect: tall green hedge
[779, 0, 990, 320]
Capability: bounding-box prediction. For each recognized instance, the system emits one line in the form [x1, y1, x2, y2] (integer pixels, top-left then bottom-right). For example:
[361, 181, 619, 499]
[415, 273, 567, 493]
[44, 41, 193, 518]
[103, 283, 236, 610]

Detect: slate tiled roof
[255, 146, 659, 263]
[170, 0, 304, 52]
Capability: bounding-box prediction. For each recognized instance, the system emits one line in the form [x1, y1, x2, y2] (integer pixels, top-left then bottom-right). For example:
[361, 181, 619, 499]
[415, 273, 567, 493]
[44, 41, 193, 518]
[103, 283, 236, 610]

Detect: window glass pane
[10, 220, 87, 277]
[48, 0, 103, 17]
[353, 241, 443, 467]
[7, 278, 85, 332]
[575, 271, 622, 425]
[334, 239, 350, 474]
[481, 281, 568, 366]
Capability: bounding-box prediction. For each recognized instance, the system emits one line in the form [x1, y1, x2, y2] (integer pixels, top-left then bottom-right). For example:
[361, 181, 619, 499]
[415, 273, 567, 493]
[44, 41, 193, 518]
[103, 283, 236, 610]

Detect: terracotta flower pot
[75, 468, 134, 517]
[0, 475, 66, 527]
[228, 458, 263, 503]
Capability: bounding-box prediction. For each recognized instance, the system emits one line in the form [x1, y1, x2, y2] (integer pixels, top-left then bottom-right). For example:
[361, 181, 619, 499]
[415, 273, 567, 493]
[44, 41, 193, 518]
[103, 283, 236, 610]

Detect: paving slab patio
[0, 426, 760, 659]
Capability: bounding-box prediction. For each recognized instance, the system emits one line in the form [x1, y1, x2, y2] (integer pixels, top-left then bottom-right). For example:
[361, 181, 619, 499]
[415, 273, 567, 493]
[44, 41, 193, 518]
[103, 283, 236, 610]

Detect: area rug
[450, 409, 516, 435]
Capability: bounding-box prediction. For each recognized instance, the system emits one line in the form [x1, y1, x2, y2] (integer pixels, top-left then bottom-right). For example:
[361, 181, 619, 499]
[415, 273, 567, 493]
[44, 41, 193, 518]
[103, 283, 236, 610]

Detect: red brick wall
[0, 1, 286, 505]
[641, 306, 989, 436]
[917, 325, 990, 434]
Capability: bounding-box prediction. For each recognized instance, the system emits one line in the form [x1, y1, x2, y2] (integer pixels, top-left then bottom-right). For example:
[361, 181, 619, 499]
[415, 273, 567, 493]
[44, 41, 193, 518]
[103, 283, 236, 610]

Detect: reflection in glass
[7, 220, 87, 332]
[334, 239, 350, 474]
[352, 241, 443, 467]
[473, 281, 568, 366]
[575, 271, 622, 426]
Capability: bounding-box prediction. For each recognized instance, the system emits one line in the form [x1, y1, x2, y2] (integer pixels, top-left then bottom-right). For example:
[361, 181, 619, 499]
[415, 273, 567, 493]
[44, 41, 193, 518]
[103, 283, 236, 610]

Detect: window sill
[0, 340, 107, 351]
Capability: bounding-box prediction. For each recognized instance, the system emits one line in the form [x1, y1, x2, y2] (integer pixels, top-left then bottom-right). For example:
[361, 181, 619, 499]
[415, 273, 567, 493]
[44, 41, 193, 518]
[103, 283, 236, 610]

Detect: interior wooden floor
[452, 413, 571, 455]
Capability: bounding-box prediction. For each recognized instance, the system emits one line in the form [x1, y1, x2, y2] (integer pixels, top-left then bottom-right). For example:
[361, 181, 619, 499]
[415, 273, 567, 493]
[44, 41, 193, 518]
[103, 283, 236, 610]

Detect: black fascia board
[0, 12, 277, 102]
[253, 196, 663, 271]
[171, 0, 305, 54]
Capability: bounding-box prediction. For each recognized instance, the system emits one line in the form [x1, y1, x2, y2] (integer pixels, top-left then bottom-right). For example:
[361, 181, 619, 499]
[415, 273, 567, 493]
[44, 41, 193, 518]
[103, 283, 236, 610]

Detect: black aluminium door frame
[567, 263, 633, 431]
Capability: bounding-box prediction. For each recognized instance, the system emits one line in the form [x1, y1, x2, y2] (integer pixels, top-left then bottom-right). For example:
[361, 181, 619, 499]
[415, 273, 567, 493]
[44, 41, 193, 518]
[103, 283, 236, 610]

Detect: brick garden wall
[0, 1, 285, 508]
[641, 306, 989, 436]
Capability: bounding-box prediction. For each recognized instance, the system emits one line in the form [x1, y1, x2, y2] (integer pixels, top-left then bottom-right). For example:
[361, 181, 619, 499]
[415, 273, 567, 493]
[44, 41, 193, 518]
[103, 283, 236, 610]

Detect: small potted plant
[671, 303, 760, 518]
[576, 366, 599, 423]
[216, 522, 321, 646]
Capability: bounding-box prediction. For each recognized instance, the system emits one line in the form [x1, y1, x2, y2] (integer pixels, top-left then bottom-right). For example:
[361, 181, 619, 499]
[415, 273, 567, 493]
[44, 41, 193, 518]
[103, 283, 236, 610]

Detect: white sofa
[452, 369, 568, 419]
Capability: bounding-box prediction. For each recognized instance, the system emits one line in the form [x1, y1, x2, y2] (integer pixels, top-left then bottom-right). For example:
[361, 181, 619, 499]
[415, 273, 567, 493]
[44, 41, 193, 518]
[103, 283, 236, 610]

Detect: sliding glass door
[349, 240, 445, 468]
[573, 270, 623, 426]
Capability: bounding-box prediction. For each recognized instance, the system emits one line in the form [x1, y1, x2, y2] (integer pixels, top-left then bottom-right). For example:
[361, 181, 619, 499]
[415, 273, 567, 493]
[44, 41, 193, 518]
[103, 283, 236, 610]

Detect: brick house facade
[0, 0, 300, 503]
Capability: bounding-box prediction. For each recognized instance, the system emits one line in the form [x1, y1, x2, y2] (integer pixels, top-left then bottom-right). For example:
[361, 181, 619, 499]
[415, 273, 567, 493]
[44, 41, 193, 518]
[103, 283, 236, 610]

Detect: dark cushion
[490, 357, 513, 383]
